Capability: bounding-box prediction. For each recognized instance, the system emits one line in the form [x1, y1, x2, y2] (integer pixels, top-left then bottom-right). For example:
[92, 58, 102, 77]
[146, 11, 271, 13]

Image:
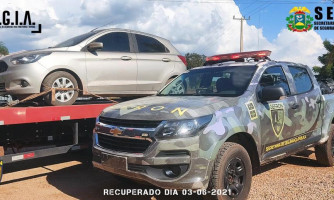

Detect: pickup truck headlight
[10, 52, 51, 65]
[155, 115, 212, 139]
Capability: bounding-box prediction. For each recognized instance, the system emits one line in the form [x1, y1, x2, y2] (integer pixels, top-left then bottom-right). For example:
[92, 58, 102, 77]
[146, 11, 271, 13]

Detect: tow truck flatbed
[0, 103, 113, 125]
[0, 103, 114, 165]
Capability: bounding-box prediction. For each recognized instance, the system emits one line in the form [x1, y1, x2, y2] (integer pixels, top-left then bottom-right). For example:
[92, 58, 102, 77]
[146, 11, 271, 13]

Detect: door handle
[162, 58, 171, 62]
[290, 103, 299, 110]
[121, 56, 132, 61]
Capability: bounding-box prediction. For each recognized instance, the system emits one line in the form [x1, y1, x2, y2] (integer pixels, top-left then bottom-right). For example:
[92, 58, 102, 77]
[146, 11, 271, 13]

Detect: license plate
[101, 153, 127, 171]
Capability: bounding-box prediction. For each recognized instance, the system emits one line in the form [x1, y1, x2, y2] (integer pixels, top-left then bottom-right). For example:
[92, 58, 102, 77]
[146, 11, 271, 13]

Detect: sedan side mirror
[261, 86, 286, 102]
[87, 42, 103, 51]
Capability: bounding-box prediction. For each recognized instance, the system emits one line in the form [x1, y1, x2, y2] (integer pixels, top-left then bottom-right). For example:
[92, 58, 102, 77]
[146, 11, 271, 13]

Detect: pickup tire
[42, 71, 79, 106]
[205, 142, 252, 200]
[315, 124, 334, 167]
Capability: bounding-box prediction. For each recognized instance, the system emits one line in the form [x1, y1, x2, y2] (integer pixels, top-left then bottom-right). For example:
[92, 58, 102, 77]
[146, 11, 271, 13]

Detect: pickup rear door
[285, 65, 323, 143]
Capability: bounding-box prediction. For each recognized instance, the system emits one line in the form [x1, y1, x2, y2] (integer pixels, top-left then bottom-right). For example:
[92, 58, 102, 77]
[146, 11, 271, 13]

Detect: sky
[0, 0, 333, 67]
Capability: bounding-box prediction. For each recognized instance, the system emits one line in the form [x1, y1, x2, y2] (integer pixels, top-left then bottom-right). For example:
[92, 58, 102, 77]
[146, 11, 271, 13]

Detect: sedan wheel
[42, 71, 79, 106]
[52, 77, 75, 103]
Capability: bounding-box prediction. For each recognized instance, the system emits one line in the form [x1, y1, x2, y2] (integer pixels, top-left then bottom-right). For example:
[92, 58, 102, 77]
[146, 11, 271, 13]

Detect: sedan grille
[99, 117, 162, 128]
[0, 61, 8, 73]
[97, 134, 152, 153]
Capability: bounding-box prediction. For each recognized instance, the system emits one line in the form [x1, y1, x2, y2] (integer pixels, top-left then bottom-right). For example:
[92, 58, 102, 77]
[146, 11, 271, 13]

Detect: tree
[318, 40, 334, 79]
[0, 41, 9, 56]
[312, 66, 321, 74]
[185, 53, 206, 69]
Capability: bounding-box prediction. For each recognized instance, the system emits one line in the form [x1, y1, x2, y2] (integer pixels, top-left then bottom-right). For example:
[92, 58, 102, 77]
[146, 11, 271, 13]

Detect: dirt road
[1, 149, 333, 200]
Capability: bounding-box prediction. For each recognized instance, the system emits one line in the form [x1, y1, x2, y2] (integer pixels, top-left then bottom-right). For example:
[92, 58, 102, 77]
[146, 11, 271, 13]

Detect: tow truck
[0, 99, 115, 182]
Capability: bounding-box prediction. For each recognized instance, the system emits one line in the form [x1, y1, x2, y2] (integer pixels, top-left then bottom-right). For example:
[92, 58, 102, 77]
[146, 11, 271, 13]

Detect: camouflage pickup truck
[92, 50, 334, 200]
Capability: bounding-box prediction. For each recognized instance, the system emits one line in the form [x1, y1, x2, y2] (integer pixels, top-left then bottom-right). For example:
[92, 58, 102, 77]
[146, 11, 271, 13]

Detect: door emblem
[269, 103, 285, 137]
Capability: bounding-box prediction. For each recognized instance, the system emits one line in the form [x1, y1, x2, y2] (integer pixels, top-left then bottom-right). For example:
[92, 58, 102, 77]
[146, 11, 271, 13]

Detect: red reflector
[24, 152, 35, 159]
[178, 55, 188, 66]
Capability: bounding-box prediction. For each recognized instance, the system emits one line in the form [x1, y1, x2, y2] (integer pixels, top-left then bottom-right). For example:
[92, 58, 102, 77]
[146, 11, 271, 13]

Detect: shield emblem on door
[269, 103, 285, 137]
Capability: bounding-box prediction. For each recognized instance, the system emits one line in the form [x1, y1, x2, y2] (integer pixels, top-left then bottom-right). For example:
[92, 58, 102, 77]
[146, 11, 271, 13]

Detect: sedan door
[133, 34, 175, 92]
[85, 32, 137, 94]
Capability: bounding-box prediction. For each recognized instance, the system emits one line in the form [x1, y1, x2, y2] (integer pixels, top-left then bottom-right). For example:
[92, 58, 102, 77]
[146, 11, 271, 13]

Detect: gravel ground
[0, 149, 333, 200]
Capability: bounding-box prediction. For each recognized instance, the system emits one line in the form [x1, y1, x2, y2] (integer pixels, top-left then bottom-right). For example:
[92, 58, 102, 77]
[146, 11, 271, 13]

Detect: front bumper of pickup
[92, 132, 211, 190]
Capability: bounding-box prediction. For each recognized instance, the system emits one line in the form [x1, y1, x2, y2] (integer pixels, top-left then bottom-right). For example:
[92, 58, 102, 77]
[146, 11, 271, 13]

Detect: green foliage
[318, 40, 334, 79]
[185, 53, 206, 69]
[0, 41, 9, 56]
[312, 66, 321, 74]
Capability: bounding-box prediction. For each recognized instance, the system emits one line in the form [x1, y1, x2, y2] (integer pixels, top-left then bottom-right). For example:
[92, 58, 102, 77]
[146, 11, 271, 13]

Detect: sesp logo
[286, 7, 314, 32]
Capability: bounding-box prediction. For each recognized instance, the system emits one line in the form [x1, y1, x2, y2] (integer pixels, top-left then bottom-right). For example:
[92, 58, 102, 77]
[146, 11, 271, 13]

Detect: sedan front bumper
[0, 60, 47, 96]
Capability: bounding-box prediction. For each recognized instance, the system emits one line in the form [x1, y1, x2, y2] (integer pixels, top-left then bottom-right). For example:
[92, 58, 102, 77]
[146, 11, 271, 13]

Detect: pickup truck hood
[100, 96, 238, 121]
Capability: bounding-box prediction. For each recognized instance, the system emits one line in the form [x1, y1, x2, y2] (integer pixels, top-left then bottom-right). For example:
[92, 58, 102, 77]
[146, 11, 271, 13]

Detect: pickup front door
[257, 65, 302, 159]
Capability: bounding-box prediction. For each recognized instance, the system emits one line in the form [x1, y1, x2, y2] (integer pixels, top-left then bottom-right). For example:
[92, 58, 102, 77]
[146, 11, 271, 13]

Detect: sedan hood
[100, 96, 238, 121]
[1, 47, 69, 60]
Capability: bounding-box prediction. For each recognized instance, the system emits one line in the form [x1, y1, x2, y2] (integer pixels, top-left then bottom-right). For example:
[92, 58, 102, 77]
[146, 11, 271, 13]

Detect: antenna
[90, 21, 114, 32]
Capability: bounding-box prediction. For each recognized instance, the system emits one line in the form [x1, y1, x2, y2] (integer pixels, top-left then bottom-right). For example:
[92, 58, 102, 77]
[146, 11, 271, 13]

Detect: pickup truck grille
[0, 61, 8, 73]
[98, 134, 152, 153]
[99, 116, 162, 128]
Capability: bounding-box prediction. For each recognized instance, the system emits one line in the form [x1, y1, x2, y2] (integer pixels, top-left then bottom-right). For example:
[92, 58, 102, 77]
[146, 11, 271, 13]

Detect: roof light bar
[206, 50, 271, 63]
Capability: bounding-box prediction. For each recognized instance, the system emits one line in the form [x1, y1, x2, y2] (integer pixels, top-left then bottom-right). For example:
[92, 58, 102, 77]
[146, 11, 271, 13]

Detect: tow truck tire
[315, 124, 334, 167]
[205, 142, 252, 200]
[42, 71, 79, 106]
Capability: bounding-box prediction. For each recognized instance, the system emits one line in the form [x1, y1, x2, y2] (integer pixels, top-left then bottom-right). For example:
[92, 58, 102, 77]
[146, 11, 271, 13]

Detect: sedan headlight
[10, 52, 51, 65]
[155, 115, 212, 139]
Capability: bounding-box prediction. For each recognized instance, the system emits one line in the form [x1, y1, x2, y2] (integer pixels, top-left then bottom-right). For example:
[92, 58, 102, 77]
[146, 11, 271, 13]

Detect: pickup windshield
[159, 65, 257, 97]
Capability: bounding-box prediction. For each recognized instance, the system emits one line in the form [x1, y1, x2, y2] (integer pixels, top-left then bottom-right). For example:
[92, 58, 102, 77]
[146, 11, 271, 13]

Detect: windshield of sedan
[159, 65, 257, 97]
[54, 31, 100, 48]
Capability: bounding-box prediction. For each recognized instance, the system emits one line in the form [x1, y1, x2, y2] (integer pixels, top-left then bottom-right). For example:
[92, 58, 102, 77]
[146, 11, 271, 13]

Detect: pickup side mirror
[87, 42, 103, 51]
[261, 86, 286, 102]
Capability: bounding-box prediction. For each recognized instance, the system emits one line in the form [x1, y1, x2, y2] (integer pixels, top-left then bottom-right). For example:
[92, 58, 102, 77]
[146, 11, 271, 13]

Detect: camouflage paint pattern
[93, 60, 334, 189]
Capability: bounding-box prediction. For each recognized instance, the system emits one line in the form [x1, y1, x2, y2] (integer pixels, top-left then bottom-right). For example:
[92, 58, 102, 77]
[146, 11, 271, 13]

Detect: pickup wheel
[42, 71, 79, 106]
[205, 142, 252, 200]
[315, 124, 334, 167]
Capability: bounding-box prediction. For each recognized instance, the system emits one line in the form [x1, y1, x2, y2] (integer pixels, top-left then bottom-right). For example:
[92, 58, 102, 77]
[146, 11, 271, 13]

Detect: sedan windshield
[159, 65, 257, 97]
[54, 31, 100, 48]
